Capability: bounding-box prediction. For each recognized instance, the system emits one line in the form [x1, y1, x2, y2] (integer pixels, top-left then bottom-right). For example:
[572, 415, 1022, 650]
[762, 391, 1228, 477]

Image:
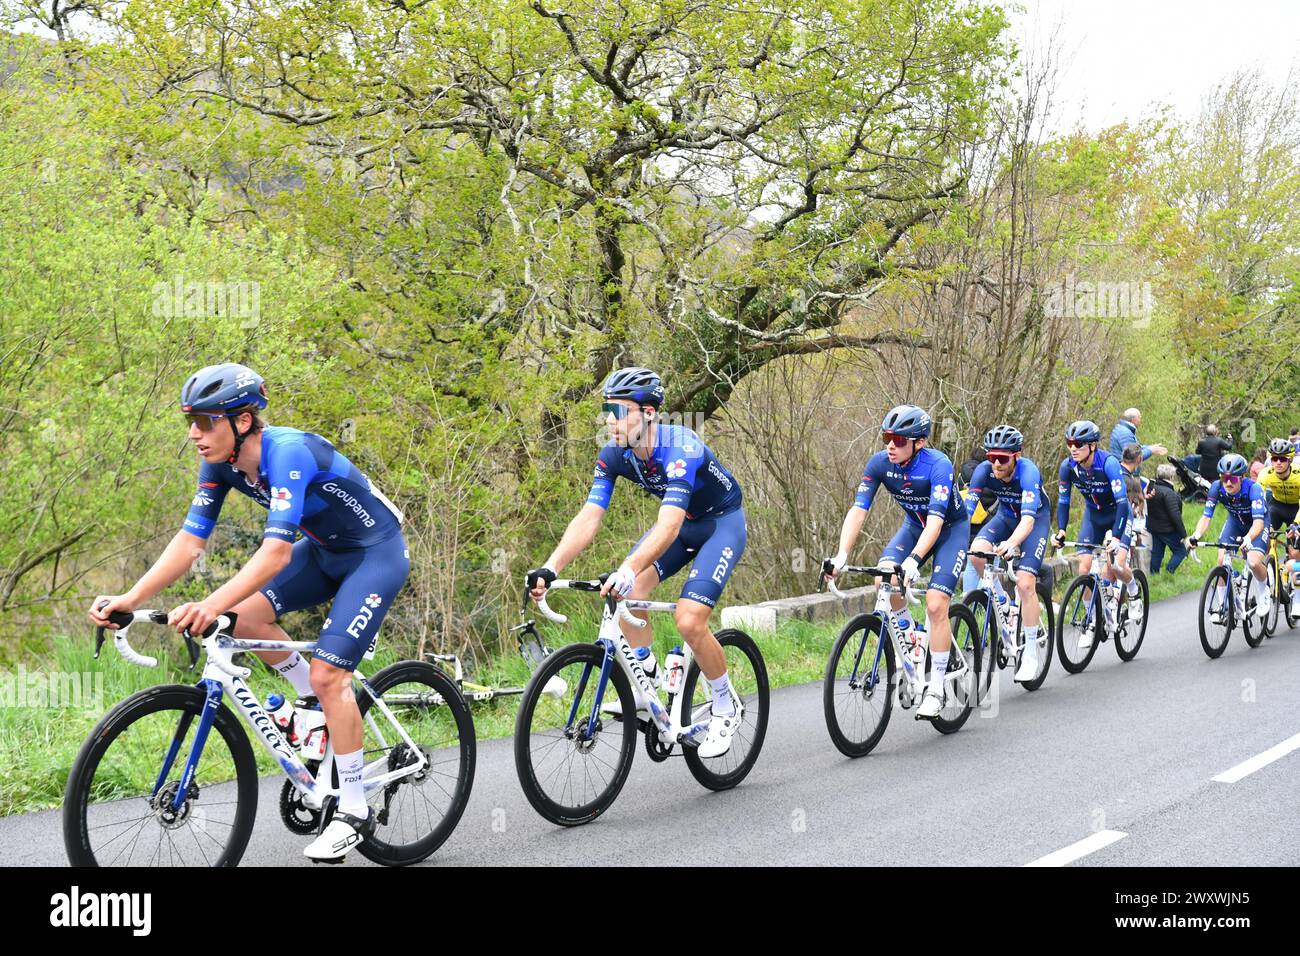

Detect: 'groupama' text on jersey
[853, 447, 966, 526]
[586, 423, 743, 518]
[184, 427, 403, 549]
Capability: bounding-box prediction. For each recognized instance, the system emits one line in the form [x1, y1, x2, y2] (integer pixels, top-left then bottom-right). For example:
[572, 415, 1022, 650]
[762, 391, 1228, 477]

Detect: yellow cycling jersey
[1258, 466, 1300, 506]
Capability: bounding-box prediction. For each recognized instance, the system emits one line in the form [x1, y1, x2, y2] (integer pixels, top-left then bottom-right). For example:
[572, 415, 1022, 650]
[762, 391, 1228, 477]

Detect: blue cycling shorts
[1078, 506, 1133, 553]
[260, 533, 410, 671]
[1219, 513, 1269, 555]
[974, 508, 1051, 578]
[880, 513, 969, 596]
[629, 507, 747, 609]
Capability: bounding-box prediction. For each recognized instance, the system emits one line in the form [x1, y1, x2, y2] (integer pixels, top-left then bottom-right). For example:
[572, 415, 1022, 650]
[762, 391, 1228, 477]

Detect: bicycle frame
[968, 549, 1021, 654]
[826, 568, 955, 701]
[100, 611, 430, 816]
[536, 581, 708, 747]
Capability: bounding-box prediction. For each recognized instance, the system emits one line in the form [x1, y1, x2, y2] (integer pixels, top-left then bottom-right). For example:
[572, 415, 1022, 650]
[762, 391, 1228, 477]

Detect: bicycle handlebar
[530, 577, 670, 627]
[822, 564, 921, 605]
[93, 607, 235, 670]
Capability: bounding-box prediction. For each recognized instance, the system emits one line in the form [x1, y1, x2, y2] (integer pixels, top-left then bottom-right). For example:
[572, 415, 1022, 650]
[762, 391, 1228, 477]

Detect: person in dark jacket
[1146, 463, 1189, 572]
[1195, 424, 1234, 483]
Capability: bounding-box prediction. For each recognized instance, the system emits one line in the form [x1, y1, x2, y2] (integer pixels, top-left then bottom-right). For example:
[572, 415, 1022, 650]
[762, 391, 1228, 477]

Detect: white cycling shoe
[695, 695, 743, 758]
[304, 808, 374, 863]
[1077, 623, 1095, 651]
[915, 687, 944, 720]
[1126, 591, 1144, 624]
[1255, 590, 1272, 619]
[1014, 639, 1040, 682]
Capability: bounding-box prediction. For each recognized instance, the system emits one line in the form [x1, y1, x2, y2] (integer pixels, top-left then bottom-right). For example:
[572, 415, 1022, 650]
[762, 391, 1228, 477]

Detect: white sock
[1127, 579, 1139, 596]
[274, 653, 315, 696]
[930, 651, 949, 685]
[709, 674, 735, 716]
[1213, 585, 1227, 609]
[1024, 625, 1039, 647]
[336, 748, 368, 818]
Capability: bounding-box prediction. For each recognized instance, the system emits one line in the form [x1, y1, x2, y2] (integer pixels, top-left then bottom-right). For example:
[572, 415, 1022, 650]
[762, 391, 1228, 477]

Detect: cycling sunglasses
[602, 402, 643, 420]
[1271, 455, 1293, 464]
[1065, 439, 1092, 449]
[986, 452, 1015, 464]
[881, 432, 913, 448]
[1219, 472, 1243, 482]
[184, 412, 228, 432]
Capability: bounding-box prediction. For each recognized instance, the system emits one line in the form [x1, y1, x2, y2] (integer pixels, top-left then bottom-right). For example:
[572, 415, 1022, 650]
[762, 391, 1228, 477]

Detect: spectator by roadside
[1250, 447, 1268, 481]
[1194, 424, 1234, 483]
[1145, 463, 1189, 573]
[1290, 427, 1300, 455]
[1110, 407, 1167, 468]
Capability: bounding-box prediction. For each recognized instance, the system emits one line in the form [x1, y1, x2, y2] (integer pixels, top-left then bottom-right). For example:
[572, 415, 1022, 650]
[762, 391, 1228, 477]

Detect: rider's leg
[619, 564, 661, 649]
[235, 539, 335, 693]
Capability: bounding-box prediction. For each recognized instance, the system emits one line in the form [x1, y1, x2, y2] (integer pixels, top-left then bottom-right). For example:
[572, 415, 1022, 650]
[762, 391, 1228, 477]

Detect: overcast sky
[1011, 0, 1300, 132]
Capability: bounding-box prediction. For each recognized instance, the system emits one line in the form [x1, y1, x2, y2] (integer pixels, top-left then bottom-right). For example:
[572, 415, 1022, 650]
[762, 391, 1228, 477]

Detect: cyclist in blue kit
[1052, 420, 1140, 647]
[526, 367, 747, 758]
[1188, 453, 1272, 620]
[88, 363, 407, 862]
[965, 425, 1052, 683]
[823, 404, 970, 721]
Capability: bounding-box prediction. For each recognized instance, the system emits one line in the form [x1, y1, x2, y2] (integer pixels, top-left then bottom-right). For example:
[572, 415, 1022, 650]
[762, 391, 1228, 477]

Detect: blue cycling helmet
[1065, 420, 1101, 443]
[181, 364, 267, 463]
[602, 367, 664, 408]
[1217, 453, 1249, 477]
[881, 404, 931, 439]
[983, 424, 1024, 452]
[180, 363, 268, 413]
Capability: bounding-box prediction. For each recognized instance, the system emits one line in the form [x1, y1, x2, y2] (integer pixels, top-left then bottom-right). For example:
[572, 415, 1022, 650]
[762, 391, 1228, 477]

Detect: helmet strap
[226, 413, 248, 466]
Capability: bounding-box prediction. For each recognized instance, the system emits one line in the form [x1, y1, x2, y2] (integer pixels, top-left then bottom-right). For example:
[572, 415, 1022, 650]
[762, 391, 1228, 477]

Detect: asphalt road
[4, 587, 1297, 866]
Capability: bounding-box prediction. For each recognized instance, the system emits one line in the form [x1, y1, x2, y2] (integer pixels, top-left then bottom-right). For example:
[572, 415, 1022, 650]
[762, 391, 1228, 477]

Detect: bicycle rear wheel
[1198, 566, 1232, 658]
[682, 628, 770, 790]
[351, 660, 476, 866]
[513, 642, 637, 826]
[823, 613, 894, 757]
[1057, 575, 1102, 674]
[63, 684, 258, 867]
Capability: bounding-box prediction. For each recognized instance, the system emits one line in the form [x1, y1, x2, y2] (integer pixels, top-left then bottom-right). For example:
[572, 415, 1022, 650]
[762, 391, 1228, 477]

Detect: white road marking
[1212, 732, 1300, 784]
[1025, 829, 1128, 867]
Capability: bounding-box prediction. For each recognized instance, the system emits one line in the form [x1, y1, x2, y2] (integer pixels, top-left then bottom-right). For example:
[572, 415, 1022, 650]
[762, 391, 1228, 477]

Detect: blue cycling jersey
[854, 447, 965, 527]
[586, 423, 742, 519]
[1202, 478, 1268, 526]
[183, 426, 403, 549]
[1057, 449, 1130, 532]
[966, 457, 1050, 520]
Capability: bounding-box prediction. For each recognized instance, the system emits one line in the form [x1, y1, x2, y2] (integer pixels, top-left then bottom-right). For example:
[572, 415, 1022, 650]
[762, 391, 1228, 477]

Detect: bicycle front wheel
[823, 613, 894, 757]
[1057, 575, 1102, 674]
[1198, 566, 1232, 658]
[63, 684, 258, 867]
[351, 660, 476, 866]
[682, 628, 770, 790]
[513, 642, 637, 826]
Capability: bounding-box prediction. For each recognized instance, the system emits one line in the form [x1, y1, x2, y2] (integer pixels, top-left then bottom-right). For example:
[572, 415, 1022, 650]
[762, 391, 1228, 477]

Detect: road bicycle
[962, 547, 1055, 696]
[64, 609, 474, 866]
[1054, 539, 1148, 673]
[512, 578, 768, 826]
[822, 564, 981, 758]
[1193, 540, 1268, 658]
